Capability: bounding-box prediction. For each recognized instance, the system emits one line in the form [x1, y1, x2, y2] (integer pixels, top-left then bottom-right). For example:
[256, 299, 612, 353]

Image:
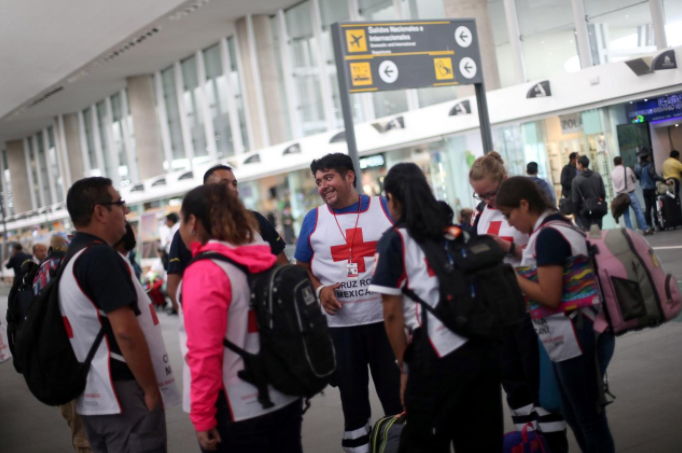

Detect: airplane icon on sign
[350, 34, 363, 47]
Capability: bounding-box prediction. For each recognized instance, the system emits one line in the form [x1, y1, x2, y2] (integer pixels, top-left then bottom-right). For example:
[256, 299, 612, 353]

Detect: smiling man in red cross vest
[296, 153, 402, 453]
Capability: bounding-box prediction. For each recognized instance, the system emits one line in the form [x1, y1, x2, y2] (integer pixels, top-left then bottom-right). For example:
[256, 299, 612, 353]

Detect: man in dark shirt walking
[5, 244, 33, 278]
[571, 156, 607, 230]
[560, 152, 579, 197]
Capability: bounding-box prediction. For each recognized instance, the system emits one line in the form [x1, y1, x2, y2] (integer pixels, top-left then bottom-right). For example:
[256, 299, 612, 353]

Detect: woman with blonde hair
[469, 152, 568, 453]
[179, 183, 302, 453]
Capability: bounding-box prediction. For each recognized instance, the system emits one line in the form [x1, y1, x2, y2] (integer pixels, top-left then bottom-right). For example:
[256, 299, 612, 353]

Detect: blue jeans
[622, 192, 649, 231]
[552, 315, 616, 453]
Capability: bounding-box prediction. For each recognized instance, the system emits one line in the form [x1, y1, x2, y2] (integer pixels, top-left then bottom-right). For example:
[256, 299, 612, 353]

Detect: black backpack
[6, 260, 41, 371]
[187, 253, 336, 409]
[403, 231, 526, 340]
[13, 248, 105, 406]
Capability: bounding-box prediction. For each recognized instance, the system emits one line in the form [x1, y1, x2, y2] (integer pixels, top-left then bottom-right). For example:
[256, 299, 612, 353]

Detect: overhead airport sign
[333, 19, 483, 94]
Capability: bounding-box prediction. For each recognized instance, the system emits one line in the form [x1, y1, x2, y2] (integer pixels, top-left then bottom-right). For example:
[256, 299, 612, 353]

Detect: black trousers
[398, 330, 503, 453]
[643, 189, 659, 229]
[329, 322, 403, 452]
[202, 396, 303, 453]
[578, 214, 603, 230]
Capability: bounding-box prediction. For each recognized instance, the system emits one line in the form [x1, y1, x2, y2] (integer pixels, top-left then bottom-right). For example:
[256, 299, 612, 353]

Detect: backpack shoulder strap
[542, 220, 585, 237]
[187, 252, 250, 275]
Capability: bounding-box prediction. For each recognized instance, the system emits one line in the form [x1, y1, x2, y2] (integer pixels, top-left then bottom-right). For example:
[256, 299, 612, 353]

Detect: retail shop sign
[333, 20, 483, 93]
[560, 113, 583, 134]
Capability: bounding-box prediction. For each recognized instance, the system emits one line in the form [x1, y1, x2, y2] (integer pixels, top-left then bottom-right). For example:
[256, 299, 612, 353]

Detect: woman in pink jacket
[179, 183, 302, 453]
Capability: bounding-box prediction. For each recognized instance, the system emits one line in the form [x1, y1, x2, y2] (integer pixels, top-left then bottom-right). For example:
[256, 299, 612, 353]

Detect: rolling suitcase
[656, 192, 682, 230]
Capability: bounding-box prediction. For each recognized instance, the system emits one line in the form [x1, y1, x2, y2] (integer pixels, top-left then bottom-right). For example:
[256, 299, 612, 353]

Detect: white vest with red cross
[310, 196, 393, 328]
[58, 249, 180, 415]
[178, 257, 298, 421]
[472, 204, 529, 266]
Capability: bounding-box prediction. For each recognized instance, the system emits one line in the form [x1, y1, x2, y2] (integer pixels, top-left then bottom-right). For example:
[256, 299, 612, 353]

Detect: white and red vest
[178, 258, 298, 422]
[374, 228, 468, 358]
[473, 204, 529, 265]
[58, 249, 180, 415]
[309, 196, 393, 328]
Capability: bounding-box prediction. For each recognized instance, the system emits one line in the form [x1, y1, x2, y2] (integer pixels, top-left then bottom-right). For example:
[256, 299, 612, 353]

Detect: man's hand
[144, 388, 161, 412]
[320, 283, 343, 315]
[197, 428, 222, 451]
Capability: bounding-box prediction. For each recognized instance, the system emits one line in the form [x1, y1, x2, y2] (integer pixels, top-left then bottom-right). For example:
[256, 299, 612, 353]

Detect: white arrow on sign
[378, 60, 399, 84]
[455, 26, 472, 48]
[459, 57, 477, 79]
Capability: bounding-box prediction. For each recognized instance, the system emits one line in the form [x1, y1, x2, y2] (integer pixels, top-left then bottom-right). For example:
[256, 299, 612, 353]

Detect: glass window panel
[515, 0, 579, 79]
[46, 128, 64, 203]
[319, 0, 364, 125]
[585, 0, 654, 64]
[181, 56, 209, 161]
[82, 108, 99, 175]
[665, 0, 682, 46]
[124, 89, 137, 172]
[487, 0, 516, 87]
[96, 101, 115, 179]
[161, 66, 186, 166]
[270, 18, 293, 140]
[110, 94, 130, 185]
[227, 37, 251, 150]
[286, 1, 327, 136]
[203, 43, 235, 157]
[2, 150, 15, 216]
[406, 0, 445, 19]
[27, 137, 41, 207]
[35, 132, 51, 206]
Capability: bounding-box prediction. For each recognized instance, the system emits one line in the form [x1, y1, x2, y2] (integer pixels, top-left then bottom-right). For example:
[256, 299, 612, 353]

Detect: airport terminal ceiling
[0, 0, 299, 144]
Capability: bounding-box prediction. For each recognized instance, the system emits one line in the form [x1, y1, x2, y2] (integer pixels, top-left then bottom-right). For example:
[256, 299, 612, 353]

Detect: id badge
[347, 262, 359, 279]
[533, 313, 582, 363]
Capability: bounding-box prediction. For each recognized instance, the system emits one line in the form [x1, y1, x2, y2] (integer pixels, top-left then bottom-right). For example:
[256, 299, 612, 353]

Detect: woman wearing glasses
[469, 152, 568, 453]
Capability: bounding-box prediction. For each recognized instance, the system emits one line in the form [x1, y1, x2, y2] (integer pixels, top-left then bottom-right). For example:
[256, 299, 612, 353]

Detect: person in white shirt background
[610, 156, 652, 235]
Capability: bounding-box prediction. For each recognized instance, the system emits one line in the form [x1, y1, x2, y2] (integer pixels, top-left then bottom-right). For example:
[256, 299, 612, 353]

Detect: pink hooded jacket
[181, 239, 276, 432]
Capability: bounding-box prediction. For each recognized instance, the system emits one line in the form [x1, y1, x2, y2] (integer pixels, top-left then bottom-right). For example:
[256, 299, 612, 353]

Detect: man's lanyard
[332, 195, 362, 264]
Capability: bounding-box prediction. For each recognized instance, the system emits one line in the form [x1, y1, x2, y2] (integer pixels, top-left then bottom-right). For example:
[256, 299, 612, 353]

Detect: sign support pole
[332, 23, 363, 192]
[475, 82, 494, 154]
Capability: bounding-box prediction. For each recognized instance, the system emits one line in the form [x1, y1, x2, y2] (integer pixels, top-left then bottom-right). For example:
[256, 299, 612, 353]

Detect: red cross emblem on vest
[330, 228, 378, 273]
[487, 221, 513, 243]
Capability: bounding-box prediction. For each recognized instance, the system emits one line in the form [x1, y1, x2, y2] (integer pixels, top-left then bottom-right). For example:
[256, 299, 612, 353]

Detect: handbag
[559, 197, 574, 215]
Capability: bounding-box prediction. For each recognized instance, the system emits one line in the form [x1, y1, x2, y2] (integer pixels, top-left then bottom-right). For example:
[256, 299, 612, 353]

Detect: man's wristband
[316, 285, 326, 300]
[506, 241, 516, 258]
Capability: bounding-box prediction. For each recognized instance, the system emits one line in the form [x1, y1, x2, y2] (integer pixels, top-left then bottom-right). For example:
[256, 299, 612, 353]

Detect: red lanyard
[332, 195, 362, 263]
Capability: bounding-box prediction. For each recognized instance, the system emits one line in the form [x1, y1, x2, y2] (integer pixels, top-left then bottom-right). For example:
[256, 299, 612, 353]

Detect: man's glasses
[100, 199, 126, 207]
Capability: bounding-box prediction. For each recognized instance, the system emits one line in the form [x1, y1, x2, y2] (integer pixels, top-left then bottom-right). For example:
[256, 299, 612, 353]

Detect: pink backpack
[586, 226, 682, 334]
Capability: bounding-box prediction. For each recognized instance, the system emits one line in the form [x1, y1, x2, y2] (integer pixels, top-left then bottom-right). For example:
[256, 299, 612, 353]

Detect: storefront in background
[5, 94, 671, 257]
